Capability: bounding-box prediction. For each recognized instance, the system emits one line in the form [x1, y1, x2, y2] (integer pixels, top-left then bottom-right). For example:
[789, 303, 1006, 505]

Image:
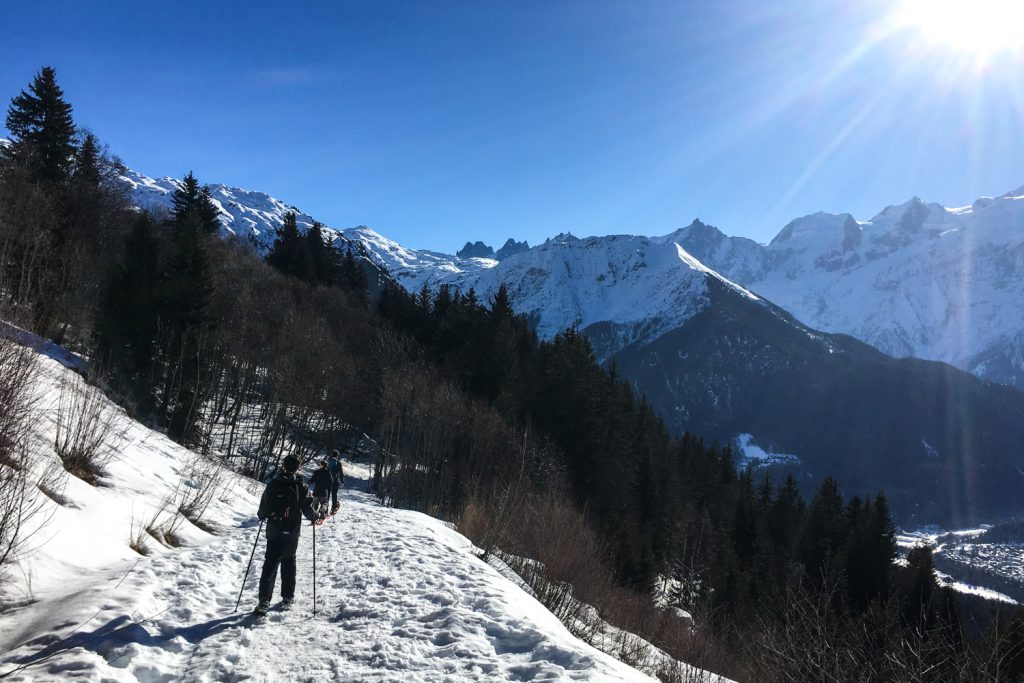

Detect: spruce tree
[71, 132, 102, 186]
[800, 476, 848, 589]
[96, 213, 162, 410]
[266, 212, 312, 281]
[305, 221, 338, 284]
[339, 245, 368, 294]
[5, 66, 77, 183]
[160, 174, 218, 442]
[170, 171, 220, 235]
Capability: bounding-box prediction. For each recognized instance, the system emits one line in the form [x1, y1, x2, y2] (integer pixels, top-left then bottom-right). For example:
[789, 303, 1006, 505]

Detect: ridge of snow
[674, 243, 760, 301]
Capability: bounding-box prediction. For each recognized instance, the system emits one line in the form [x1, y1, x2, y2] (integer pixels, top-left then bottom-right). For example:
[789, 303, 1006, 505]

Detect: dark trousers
[330, 481, 340, 509]
[258, 531, 300, 602]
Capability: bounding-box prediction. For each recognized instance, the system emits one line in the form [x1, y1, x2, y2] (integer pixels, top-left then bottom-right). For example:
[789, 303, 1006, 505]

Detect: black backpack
[266, 477, 302, 522]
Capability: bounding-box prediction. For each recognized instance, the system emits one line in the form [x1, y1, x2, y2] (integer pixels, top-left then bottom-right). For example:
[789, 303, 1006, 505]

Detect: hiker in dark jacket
[309, 459, 333, 516]
[327, 450, 345, 514]
[254, 455, 322, 615]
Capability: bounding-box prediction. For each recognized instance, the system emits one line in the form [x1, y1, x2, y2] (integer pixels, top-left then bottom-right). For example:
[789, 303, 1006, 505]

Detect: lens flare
[894, 0, 1024, 60]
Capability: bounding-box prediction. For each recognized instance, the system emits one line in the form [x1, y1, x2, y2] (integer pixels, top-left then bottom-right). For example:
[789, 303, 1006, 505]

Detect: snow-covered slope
[0, 341, 715, 682]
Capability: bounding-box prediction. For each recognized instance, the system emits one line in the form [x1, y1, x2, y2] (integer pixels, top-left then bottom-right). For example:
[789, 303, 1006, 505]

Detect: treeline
[372, 278, 1024, 680]
[1, 67, 1022, 681]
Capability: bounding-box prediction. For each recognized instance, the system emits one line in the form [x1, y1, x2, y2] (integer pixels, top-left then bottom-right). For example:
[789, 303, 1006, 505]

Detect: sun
[893, 0, 1024, 61]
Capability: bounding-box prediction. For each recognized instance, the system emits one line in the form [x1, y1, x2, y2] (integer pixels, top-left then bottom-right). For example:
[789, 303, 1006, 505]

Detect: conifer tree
[800, 476, 847, 589]
[339, 245, 368, 294]
[4, 66, 76, 183]
[266, 212, 307, 279]
[71, 132, 102, 186]
[170, 171, 220, 235]
[96, 213, 162, 410]
[305, 221, 338, 284]
[159, 171, 219, 442]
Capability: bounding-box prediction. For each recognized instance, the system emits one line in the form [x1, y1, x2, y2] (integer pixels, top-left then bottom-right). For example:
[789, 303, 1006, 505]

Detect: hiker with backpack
[310, 459, 333, 517]
[327, 449, 345, 515]
[254, 454, 324, 615]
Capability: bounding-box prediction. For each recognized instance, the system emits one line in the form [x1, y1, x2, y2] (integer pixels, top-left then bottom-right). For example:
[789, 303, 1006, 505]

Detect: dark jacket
[327, 456, 345, 485]
[258, 472, 319, 539]
[310, 468, 333, 498]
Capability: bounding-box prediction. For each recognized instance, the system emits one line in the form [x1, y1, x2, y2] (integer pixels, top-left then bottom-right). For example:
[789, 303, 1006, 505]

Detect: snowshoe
[330, 503, 340, 515]
[252, 601, 270, 617]
[279, 598, 294, 610]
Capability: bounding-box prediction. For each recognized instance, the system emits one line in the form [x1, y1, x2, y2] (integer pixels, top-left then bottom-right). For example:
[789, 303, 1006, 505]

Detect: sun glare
[895, 0, 1024, 60]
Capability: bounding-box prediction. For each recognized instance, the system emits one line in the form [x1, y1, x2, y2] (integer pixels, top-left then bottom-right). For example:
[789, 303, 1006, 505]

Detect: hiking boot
[280, 597, 294, 610]
[331, 503, 340, 515]
[253, 601, 270, 617]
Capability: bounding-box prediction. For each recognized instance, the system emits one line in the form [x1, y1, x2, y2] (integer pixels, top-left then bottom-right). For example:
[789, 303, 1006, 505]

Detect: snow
[118, 168, 350, 254]
[934, 570, 1020, 606]
[733, 433, 801, 469]
[674, 243, 760, 302]
[0, 344, 712, 682]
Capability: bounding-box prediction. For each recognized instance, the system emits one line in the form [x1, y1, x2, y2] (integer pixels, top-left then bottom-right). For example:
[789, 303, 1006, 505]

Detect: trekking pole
[312, 517, 317, 616]
[234, 520, 264, 612]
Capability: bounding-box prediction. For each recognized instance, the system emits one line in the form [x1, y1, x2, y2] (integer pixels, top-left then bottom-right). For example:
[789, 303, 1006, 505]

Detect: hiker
[327, 449, 345, 514]
[254, 455, 323, 615]
[310, 459, 333, 517]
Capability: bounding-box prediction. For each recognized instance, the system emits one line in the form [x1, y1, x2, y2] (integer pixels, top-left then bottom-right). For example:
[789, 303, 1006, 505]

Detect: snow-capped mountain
[325, 188, 1024, 392]
[676, 194, 1024, 391]
[119, 167, 391, 295]
[120, 167, 327, 249]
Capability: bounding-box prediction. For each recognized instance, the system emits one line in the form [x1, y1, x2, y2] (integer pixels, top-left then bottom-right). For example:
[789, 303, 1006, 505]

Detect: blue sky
[3, 1, 1023, 253]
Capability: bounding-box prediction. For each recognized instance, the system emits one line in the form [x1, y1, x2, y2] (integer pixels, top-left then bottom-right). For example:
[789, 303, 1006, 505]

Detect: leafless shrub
[128, 509, 149, 556]
[176, 452, 229, 534]
[0, 338, 43, 571]
[53, 374, 116, 484]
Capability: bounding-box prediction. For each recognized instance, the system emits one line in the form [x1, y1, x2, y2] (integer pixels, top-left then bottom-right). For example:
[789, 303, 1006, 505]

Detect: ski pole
[312, 517, 317, 616]
[235, 520, 264, 612]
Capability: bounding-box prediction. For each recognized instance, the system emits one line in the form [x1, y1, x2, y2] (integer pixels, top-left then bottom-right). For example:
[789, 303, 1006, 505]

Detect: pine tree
[160, 176, 218, 442]
[170, 171, 220, 235]
[5, 66, 77, 183]
[902, 544, 939, 632]
[800, 476, 847, 590]
[339, 245, 368, 294]
[305, 221, 339, 284]
[71, 132, 102, 186]
[266, 212, 308, 280]
[769, 474, 805, 570]
[96, 213, 162, 410]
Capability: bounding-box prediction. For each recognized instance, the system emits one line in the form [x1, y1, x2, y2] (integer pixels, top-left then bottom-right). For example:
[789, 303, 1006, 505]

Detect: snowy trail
[1, 461, 658, 682]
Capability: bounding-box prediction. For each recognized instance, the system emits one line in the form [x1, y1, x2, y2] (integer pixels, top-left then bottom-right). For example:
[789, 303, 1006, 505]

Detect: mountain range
[119, 166, 1024, 524]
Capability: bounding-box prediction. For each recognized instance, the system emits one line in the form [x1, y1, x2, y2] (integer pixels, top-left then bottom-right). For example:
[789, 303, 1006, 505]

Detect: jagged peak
[546, 232, 579, 244]
[456, 240, 495, 259]
[495, 237, 530, 261]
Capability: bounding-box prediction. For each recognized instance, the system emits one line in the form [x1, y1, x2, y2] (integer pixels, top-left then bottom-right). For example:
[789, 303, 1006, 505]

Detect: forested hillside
[1, 67, 1022, 682]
